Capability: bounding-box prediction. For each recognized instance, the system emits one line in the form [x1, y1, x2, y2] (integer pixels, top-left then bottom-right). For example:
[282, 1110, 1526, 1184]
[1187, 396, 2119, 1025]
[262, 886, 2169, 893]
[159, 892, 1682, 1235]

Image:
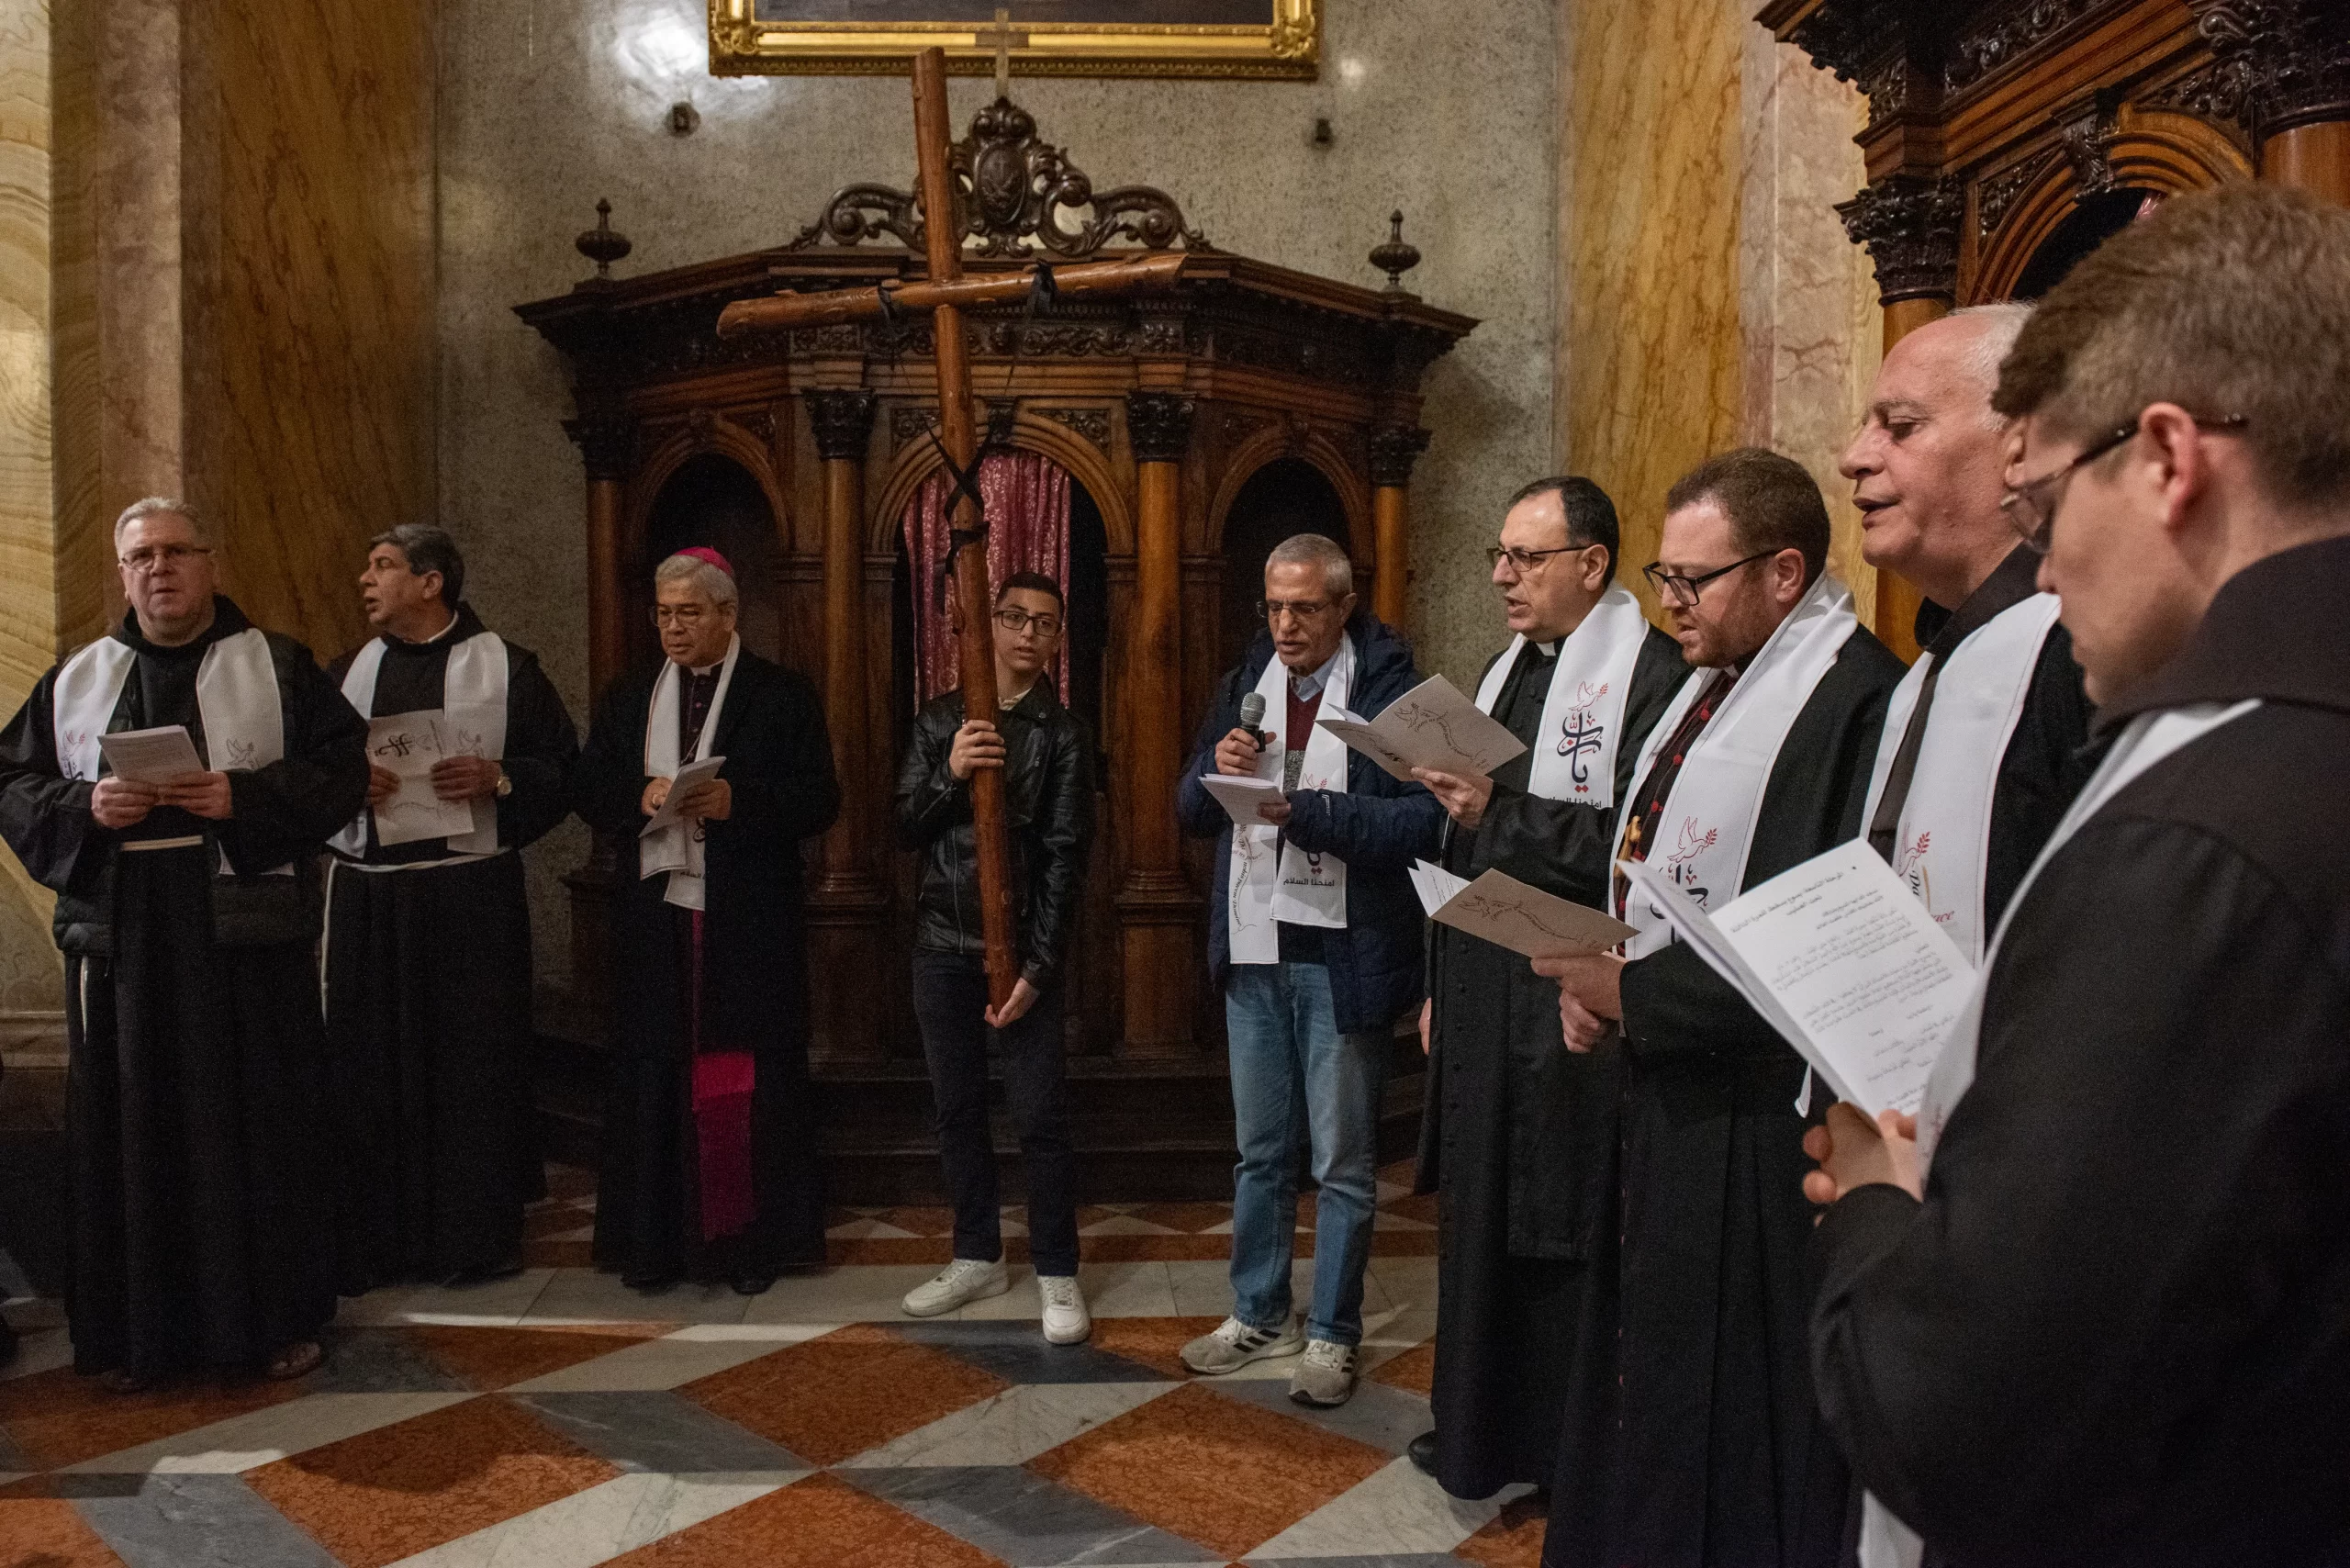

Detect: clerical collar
[390, 610, 461, 648]
[1288, 645, 1344, 700]
[688, 661, 722, 678]
[1535, 640, 1559, 658]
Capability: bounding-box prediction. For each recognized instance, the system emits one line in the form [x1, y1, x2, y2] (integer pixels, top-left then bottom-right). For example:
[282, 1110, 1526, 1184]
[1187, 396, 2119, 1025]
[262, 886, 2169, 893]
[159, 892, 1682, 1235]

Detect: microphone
[1237, 691, 1273, 754]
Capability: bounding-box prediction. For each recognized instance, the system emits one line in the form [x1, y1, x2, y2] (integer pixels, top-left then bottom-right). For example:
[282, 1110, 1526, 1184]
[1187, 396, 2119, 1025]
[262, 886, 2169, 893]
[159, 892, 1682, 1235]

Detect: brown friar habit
[1417, 619, 1684, 1499]
[573, 645, 839, 1282]
[0, 598, 367, 1381]
[1544, 621, 1904, 1568]
[324, 602, 580, 1290]
[1810, 535, 2350, 1567]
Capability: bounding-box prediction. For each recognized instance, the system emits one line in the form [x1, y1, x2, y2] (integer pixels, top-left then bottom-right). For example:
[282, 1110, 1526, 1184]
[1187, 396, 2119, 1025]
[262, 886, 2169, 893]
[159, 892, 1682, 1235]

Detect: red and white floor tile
[0, 1165, 1543, 1568]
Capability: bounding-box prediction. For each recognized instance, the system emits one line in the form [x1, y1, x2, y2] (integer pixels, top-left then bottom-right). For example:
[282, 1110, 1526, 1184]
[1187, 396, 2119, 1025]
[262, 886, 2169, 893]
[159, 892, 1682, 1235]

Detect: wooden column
[2263, 121, 2350, 206]
[2192, 0, 2350, 205]
[562, 411, 636, 1037]
[804, 389, 886, 1063]
[1368, 425, 1430, 632]
[1838, 174, 1964, 665]
[1116, 391, 1200, 1058]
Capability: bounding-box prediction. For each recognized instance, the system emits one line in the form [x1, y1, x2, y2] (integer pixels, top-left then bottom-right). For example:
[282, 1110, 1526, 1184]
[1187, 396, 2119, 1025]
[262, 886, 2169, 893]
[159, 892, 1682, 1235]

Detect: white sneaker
[1179, 1314, 1304, 1374]
[901, 1257, 1009, 1317]
[1289, 1338, 1358, 1406]
[1039, 1274, 1091, 1345]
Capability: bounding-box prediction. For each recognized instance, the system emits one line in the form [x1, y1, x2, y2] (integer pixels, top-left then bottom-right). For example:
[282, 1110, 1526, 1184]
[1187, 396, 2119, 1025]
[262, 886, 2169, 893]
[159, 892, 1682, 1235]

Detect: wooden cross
[978, 7, 1027, 100]
[716, 50, 1187, 1010]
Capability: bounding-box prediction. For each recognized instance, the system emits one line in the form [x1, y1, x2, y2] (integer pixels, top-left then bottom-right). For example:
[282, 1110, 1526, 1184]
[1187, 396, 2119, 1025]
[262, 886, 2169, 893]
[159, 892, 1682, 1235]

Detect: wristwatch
[493, 767, 513, 799]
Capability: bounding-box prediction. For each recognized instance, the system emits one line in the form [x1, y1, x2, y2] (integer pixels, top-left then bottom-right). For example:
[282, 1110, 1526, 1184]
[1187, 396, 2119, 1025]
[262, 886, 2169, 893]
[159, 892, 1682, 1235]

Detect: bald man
[1839, 306, 2098, 969]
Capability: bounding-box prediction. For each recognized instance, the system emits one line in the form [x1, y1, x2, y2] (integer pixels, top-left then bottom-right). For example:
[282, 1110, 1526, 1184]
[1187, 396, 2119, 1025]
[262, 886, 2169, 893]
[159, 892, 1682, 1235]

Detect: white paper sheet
[97, 724, 207, 785]
[1619, 840, 1975, 1117]
[366, 711, 476, 846]
[1198, 772, 1288, 827]
[1316, 674, 1528, 783]
[640, 754, 728, 835]
[1411, 859, 1636, 959]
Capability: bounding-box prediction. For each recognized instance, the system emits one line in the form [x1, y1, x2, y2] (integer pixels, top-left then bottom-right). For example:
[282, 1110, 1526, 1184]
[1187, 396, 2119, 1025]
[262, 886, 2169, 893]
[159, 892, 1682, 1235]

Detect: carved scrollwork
[1836, 174, 1966, 306]
[1038, 407, 1112, 450]
[1125, 393, 1196, 465]
[565, 413, 636, 482]
[2142, 56, 2256, 132]
[890, 406, 941, 444]
[790, 95, 1208, 261]
[2057, 102, 2121, 197]
[806, 390, 878, 462]
[2188, 0, 2350, 140]
[1946, 0, 2097, 91]
[1976, 150, 2062, 239]
[1367, 426, 1432, 487]
[982, 319, 1130, 357]
[687, 408, 720, 446]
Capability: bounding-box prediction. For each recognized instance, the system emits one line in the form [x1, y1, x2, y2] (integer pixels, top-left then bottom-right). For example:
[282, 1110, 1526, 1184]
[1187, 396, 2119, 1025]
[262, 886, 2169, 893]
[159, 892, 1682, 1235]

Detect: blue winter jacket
[1175, 612, 1446, 1036]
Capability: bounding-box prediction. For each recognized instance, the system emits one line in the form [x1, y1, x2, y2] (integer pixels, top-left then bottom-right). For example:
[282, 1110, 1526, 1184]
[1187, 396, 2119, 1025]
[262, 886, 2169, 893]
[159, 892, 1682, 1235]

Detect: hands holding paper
[1412, 767, 1494, 832]
[1533, 952, 1623, 1052]
[643, 775, 731, 823]
[94, 771, 229, 826]
[1803, 1104, 1922, 1205]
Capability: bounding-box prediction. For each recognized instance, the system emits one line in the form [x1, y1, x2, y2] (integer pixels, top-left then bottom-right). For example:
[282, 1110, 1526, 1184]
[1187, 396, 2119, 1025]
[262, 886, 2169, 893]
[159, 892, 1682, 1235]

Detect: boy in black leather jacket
[893, 572, 1096, 1344]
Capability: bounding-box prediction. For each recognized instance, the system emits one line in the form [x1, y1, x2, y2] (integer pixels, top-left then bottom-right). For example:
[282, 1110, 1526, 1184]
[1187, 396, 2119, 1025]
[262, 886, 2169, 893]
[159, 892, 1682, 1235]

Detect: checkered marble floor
[0, 1167, 1545, 1568]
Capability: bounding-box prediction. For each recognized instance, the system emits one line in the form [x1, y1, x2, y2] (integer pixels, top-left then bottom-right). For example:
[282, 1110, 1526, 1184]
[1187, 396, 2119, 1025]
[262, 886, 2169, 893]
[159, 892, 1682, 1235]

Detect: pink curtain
[903, 451, 1072, 709]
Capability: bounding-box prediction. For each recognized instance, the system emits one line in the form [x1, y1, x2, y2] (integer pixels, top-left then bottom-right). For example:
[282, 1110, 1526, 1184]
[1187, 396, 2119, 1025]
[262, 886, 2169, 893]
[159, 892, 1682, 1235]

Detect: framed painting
[707, 0, 1320, 80]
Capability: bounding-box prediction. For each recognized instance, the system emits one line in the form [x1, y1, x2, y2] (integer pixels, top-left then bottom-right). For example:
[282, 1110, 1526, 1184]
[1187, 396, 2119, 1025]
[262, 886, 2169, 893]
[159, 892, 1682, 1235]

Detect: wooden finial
[576, 198, 633, 286]
[1370, 209, 1421, 296]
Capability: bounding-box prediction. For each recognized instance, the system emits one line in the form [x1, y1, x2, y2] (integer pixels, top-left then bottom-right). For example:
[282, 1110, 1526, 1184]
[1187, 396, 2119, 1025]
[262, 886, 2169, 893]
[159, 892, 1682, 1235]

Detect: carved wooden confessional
[518, 96, 1476, 1197]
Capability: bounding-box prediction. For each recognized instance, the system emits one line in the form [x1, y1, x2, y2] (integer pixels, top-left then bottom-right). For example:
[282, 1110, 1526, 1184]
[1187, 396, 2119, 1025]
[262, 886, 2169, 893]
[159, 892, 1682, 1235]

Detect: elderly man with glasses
[1174, 532, 1443, 1407]
[0, 498, 367, 1389]
[894, 572, 1097, 1344]
[574, 547, 840, 1297]
[1534, 451, 1905, 1568]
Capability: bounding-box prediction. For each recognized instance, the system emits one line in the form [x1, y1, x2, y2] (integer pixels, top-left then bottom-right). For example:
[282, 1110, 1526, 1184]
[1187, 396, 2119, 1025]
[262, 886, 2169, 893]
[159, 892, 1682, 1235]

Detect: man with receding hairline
[0, 498, 367, 1388]
[1805, 174, 2350, 1568]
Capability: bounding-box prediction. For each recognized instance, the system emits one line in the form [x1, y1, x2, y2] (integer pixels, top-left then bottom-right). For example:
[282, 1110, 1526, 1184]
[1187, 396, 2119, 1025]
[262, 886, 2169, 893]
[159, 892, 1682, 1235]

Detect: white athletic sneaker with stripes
[1289, 1338, 1358, 1406]
[1039, 1274, 1091, 1345]
[901, 1257, 1010, 1318]
[1178, 1314, 1305, 1374]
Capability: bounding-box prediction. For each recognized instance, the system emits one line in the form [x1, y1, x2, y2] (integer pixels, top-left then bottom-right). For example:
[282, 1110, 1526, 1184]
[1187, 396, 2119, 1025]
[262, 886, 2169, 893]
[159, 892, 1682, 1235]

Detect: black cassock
[324, 602, 579, 1290]
[0, 599, 366, 1380]
[574, 648, 840, 1282]
[1810, 539, 2350, 1568]
[1417, 623, 1683, 1500]
[1545, 628, 1904, 1568]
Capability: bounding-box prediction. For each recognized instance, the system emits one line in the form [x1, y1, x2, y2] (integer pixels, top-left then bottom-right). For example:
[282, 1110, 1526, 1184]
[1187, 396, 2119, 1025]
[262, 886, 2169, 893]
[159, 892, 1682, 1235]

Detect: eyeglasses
[652, 604, 711, 628]
[2001, 412, 2249, 554]
[1256, 599, 1337, 623]
[1641, 551, 1777, 609]
[992, 608, 1063, 636]
[118, 544, 212, 575]
[1486, 543, 1590, 576]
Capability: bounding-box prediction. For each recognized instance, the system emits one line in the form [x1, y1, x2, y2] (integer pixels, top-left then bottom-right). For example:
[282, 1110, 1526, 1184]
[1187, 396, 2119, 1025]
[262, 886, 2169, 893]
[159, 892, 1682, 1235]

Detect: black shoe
[1407, 1428, 1439, 1477]
[732, 1272, 776, 1297]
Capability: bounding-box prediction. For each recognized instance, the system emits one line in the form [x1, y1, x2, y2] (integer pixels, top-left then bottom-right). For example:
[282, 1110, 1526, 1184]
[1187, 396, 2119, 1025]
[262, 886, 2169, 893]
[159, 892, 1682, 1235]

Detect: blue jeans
[1224, 960, 1383, 1347]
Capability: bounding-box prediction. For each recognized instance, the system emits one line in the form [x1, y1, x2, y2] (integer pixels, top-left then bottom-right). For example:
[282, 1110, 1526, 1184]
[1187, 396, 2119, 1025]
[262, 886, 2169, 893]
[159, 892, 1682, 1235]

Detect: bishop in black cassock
[1409, 478, 1683, 1500]
[574, 549, 839, 1294]
[0, 503, 366, 1385]
[1539, 452, 1902, 1568]
[325, 528, 578, 1291]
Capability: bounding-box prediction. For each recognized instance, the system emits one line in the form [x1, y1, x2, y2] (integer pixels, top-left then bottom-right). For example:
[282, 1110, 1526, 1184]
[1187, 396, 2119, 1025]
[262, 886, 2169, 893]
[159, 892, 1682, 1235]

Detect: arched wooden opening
[634, 452, 784, 671]
[1214, 456, 1353, 676]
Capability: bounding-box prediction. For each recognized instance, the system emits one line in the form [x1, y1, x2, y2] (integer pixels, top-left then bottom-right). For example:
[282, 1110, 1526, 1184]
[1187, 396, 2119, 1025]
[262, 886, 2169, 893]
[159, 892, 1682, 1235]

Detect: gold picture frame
[708, 1, 1319, 81]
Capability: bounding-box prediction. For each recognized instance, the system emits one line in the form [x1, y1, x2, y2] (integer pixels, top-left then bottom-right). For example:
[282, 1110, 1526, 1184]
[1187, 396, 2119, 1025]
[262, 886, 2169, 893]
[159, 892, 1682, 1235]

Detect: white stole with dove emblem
[1473, 586, 1651, 808]
[1228, 636, 1354, 965]
[328, 630, 511, 859]
[1614, 574, 1860, 959]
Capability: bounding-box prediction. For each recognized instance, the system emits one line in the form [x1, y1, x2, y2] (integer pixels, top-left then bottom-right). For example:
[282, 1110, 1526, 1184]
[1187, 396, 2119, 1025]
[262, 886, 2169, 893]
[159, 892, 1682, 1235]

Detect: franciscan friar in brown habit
[324, 526, 579, 1293]
[1405, 476, 1682, 1500]
[0, 498, 369, 1388]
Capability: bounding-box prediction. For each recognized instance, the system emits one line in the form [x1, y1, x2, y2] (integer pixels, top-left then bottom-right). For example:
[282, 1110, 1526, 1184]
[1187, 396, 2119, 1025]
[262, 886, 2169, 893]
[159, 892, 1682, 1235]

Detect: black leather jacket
[895, 680, 1094, 988]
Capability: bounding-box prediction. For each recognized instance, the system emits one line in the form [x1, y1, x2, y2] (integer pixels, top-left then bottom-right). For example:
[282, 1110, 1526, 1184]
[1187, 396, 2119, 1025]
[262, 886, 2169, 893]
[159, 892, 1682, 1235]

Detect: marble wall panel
[438, 0, 1561, 989]
[1558, 0, 1748, 618]
[201, 0, 438, 660]
[0, 0, 59, 1019]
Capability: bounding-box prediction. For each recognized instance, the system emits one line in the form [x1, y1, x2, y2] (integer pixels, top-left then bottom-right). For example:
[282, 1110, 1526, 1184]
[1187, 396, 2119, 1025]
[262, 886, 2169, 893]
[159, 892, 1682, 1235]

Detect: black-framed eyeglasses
[992, 607, 1063, 636]
[1256, 599, 1336, 623]
[651, 604, 710, 628]
[1486, 543, 1594, 576]
[1641, 551, 1776, 609]
[2002, 412, 2250, 554]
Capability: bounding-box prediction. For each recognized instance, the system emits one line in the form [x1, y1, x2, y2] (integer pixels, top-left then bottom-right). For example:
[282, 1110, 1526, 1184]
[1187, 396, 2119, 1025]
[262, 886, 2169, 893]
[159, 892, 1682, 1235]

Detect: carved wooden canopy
[1759, 0, 2348, 304]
